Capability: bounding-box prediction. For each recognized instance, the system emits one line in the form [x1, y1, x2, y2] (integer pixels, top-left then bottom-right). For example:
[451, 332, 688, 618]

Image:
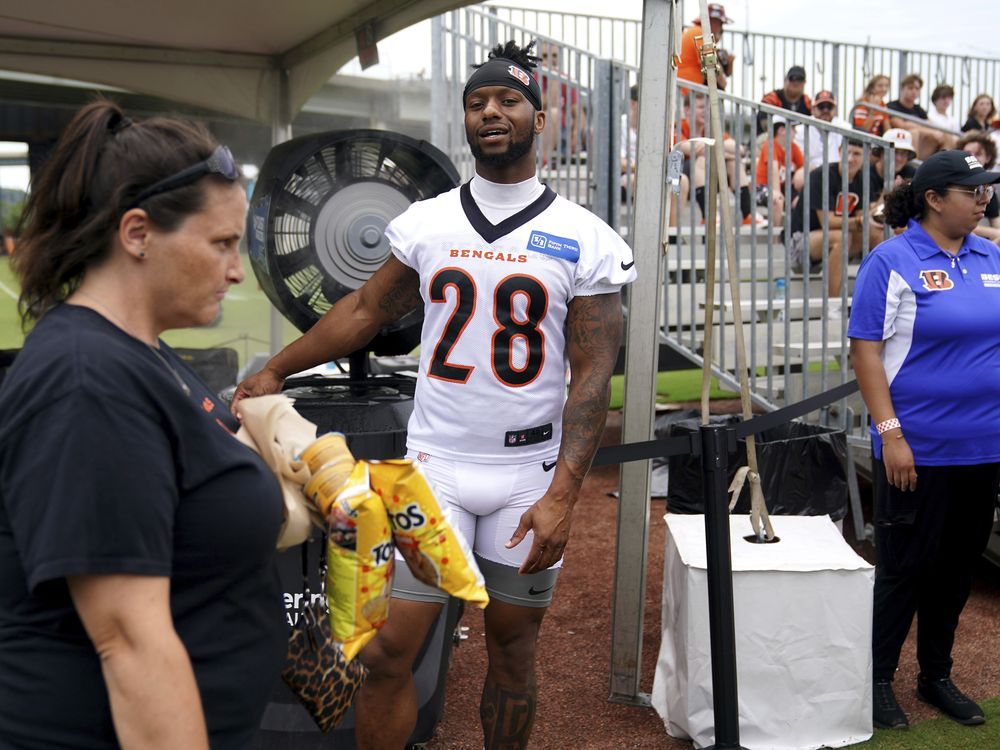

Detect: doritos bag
[369, 460, 489, 609]
[305, 461, 394, 661]
[300, 433, 355, 515]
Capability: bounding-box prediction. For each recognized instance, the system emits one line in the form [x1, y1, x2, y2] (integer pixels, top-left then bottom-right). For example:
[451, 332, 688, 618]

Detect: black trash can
[663, 415, 848, 521]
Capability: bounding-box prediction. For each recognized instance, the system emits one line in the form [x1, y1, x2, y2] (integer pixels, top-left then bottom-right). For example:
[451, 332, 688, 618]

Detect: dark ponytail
[12, 97, 233, 326]
[882, 181, 947, 229]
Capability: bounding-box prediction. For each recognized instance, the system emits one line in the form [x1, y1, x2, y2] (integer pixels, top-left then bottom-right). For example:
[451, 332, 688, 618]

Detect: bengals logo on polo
[507, 65, 530, 87]
[920, 269, 955, 291]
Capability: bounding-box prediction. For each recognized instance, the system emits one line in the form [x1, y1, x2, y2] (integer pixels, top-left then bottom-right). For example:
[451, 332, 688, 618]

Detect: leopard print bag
[281, 544, 367, 732]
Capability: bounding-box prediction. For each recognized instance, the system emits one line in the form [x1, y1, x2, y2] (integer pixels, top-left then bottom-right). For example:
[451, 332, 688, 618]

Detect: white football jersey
[385, 180, 636, 463]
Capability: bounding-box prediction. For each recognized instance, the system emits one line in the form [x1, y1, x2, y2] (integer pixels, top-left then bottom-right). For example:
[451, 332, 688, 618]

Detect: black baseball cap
[786, 66, 806, 81]
[911, 149, 1000, 195]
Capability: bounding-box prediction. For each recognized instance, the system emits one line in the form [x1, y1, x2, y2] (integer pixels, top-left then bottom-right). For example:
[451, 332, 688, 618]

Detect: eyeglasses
[949, 184, 995, 202]
[787, 75, 805, 83]
[815, 103, 834, 110]
[130, 145, 239, 208]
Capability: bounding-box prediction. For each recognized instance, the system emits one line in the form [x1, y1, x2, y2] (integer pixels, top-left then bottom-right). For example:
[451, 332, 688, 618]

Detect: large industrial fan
[247, 129, 459, 351]
[245, 129, 458, 458]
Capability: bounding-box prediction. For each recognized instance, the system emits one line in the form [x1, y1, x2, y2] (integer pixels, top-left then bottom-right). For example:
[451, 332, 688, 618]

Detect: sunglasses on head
[949, 184, 995, 201]
[130, 145, 239, 209]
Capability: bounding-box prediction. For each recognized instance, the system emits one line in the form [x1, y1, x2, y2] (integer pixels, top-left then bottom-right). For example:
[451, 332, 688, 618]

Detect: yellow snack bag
[307, 461, 394, 661]
[369, 460, 489, 609]
[300, 432, 356, 516]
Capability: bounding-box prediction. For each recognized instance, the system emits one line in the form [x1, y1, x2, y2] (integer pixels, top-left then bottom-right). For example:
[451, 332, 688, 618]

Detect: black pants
[871, 459, 998, 682]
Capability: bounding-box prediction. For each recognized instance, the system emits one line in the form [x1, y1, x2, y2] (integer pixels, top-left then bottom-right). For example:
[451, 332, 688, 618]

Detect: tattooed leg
[480, 674, 537, 750]
[481, 599, 546, 750]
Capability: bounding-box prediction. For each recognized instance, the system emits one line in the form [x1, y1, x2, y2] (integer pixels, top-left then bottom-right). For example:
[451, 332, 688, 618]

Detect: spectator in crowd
[675, 93, 760, 226]
[961, 93, 996, 133]
[881, 128, 919, 181]
[537, 41, 582, 166]
[887, 74, 956, 159]
[957, 131, 1000, 243]
[677, 3, 734, 92]
[0, 100, 284, 750]
[755, 116, 804, 228]
[869, 129, 919, 224]
[927, 84, 960, 133]
[621, 83, 688, 227]
[789, 139, 884, 317]
[853, 75, 892, 136]
[758, 65, 812, 134]
[795, 89, 849, 171]
[849, 150, 1000, 731]
[987, 118, 1000, 166]
[621, 83, 639, 195]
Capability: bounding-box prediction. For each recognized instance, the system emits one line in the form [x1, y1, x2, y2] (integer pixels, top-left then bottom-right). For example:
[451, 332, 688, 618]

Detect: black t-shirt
[961, 116, 986, 132]
[887, 100, 929, 121]
[792, 165, 871, 234]
[0, 305, 286, 750]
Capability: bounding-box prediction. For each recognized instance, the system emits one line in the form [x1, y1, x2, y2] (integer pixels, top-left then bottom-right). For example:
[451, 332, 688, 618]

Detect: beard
[468, 127, 536, 168]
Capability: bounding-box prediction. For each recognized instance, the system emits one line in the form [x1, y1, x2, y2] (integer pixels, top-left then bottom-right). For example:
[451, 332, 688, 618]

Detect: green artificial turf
[608, 369, 738, 410]
[854, 696, 999, 749]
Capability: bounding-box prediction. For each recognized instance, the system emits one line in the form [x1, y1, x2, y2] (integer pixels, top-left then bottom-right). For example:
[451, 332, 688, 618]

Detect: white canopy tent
[0, 0, 471, 351]
[0, 1, 469, 124]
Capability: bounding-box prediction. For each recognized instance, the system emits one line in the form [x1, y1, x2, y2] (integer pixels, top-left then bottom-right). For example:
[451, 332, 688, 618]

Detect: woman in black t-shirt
[0, 101, 286, 750]
[961, 93, 996, 132]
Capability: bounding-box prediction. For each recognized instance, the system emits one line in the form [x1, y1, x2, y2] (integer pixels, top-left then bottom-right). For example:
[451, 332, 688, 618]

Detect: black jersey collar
[460, 180, 557, 244]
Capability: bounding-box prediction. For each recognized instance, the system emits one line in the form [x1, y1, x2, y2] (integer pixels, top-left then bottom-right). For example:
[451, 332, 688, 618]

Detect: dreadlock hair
[472, 40, 539, 72]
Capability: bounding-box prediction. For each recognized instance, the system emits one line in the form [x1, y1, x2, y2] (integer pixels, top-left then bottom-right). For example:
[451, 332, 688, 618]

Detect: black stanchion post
[699, 423, 748, 750]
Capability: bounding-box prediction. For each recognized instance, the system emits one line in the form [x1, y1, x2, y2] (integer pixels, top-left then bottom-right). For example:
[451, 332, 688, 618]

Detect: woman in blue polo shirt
[849, 150, 1000, 731]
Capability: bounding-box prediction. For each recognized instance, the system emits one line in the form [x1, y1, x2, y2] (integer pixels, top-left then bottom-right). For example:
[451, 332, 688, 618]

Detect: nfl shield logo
[417, 452, 430, 462]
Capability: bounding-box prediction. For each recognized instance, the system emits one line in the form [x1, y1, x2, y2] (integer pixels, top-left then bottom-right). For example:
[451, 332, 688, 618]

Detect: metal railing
[483, 5, 1000, 127]
[434, 5, 910, 446]
[651, 81, 891, 446]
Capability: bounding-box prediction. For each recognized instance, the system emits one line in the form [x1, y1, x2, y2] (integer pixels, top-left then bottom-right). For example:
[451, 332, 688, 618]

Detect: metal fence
[431, 9, 599, 211]
[434, 5, 911, 447]
[483, 5, 1000, 126]
[657, 82, 893, 448]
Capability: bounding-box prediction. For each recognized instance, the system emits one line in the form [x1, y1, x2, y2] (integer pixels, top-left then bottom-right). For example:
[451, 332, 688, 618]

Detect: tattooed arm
[232, 256, 421, 410]
[507, 292, 624, 574]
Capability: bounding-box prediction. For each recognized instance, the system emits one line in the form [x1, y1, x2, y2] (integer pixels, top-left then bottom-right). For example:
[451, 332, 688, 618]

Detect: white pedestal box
[651, 515, 874, 750]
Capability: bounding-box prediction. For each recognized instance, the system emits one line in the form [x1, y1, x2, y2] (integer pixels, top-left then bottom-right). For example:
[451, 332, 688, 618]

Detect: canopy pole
[609, 0, 677, 706]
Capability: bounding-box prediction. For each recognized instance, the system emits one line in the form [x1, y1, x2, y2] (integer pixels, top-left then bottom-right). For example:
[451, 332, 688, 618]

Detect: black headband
[463, 57, 542, 111]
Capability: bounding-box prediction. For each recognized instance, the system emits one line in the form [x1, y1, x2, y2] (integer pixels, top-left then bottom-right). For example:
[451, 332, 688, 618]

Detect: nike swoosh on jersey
[542, 460, 557, 472]
[528, 585, 554, 595]
[621, 259, 635, 270]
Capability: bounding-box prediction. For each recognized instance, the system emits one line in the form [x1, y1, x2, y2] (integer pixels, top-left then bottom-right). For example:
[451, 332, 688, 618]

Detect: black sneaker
[916, 676, 986, 725]
[873, 679, 909, 730]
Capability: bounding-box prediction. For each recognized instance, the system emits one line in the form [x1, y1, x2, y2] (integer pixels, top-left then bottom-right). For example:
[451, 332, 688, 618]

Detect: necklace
[73, 290, 191, 397]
